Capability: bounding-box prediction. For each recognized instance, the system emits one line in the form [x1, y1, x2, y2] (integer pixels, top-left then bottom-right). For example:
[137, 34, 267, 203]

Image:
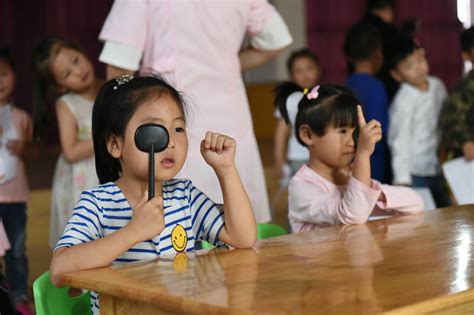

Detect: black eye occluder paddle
[134, 123, 169, 200]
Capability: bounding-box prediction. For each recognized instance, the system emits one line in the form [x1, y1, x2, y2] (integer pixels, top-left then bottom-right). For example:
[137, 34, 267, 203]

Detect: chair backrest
[199, 223, 288, 249]
[257, 223, 288, 239]
[33, 271, 91, 315]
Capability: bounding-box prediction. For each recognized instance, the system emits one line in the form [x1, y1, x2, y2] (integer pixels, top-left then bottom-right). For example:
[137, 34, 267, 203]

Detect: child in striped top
[49, 75, 257, 314]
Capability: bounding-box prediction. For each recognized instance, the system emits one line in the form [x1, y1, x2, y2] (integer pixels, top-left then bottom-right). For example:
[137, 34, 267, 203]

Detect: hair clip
[303, 88, 309, 95]
[306, 85, 320, 100]
[113, 74, 134, 90]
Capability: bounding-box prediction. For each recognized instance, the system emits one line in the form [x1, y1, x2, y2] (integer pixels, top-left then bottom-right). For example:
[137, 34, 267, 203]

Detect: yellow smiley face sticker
[171, 224, 188, 252]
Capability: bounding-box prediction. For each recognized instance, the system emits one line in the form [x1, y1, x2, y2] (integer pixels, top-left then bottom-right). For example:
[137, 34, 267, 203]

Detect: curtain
[306, 0, 463, 88]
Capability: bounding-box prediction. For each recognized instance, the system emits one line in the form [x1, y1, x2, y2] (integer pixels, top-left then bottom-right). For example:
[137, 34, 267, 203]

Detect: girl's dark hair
[31, 35, 87, 140]
[286, 48, 320, 75]
[274, 82, 359, 147]
[93, 74, 188, 184]
[0, 48, 15, 71]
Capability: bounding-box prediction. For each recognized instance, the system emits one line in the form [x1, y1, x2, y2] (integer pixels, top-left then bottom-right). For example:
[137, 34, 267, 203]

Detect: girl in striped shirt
[49, 75, 257, 314]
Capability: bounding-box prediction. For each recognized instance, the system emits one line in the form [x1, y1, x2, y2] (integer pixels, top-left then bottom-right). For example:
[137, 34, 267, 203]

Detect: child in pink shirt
[0, 48, 33, 315]
[274, 83, 423, 233]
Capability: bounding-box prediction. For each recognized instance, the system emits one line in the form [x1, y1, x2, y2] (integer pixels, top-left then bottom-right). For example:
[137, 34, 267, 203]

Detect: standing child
[344, 22, 390, 183]
[273, 48, 321, 179]
[387, 36, 450, 207]
[439, 26, 474, 161]
[32, 36, 102, 247]
[0, 48, 33, 315]
[50, 75, 257, 314]
[278, 84, 423, 232]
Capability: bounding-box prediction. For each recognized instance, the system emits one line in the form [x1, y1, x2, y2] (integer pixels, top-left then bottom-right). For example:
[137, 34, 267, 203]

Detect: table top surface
[61, 205, 474, 314]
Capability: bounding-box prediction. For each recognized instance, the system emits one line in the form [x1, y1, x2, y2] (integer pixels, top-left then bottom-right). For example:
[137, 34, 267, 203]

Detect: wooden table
[61, 206, 474, 314]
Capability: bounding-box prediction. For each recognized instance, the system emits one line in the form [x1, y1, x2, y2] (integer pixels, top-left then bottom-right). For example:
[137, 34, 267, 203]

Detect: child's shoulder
[285, 91, 304, 111]
[289, 165, 326, 187]
[163, 178, 193, 195]
[428, 75, 445, 89]
[80, 182, 125, 204]
[10, 105, 31, 120]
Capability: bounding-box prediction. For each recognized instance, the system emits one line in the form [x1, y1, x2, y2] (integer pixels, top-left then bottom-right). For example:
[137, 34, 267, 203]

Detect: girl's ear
[107, 134, 123, 158]
[299, 124, 314, 147]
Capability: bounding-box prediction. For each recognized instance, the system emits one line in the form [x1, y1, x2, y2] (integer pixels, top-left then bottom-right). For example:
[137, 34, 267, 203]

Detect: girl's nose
[347, 134, 355, 147]
[167, 135, 175, 149]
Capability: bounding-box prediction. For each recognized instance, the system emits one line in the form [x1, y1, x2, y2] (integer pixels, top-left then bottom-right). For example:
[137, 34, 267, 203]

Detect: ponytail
[273, 81, 303, 125]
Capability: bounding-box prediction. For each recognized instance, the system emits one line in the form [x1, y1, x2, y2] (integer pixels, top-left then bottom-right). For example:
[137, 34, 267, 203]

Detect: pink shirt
[288, 165, 424, 232]
[0, 106, 32, 203]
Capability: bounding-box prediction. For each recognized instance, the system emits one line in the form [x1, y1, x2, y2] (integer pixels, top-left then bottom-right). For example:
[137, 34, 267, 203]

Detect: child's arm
[375, 184, 424, 214]
[239, 47, 282, 72]
[200, 131, 257, 248]
[353, 106, 383, 187]
[50, 192, 165, 287]
[56, 99, 94, 163]
[6, 110, 33, 158]
[273, 119, 290, 179]
[289, 175, 382, 228]
[106, 65, 135, 81]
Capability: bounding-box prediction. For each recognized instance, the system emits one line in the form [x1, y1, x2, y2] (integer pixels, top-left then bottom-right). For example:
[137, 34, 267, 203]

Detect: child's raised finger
[357, 105, 367, 128]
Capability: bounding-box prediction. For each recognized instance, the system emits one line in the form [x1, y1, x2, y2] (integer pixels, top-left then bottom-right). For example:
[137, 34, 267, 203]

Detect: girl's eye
[73, 57, 79, 64]
[339, 129, 347, 134]
[175, 127, 185, 133]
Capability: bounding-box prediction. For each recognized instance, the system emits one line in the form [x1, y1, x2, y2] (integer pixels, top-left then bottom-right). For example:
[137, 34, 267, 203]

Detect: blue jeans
[0, 203, 29, 302]
[411, 175, 451, 208]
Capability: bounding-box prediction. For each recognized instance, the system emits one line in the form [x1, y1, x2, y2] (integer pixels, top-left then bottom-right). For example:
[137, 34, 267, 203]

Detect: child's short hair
[286, 48, 320, 74]
[386, 35, 419, 70]
[461, 26, 474, 53]
[274, 83, 359, 147]
[0, 48, 15, 71]
[92, 74, 188, 184]
[344, 22, 382, 62]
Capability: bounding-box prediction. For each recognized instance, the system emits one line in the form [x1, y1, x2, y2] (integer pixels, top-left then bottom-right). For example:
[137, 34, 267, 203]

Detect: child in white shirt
[387, 36, 449, 207]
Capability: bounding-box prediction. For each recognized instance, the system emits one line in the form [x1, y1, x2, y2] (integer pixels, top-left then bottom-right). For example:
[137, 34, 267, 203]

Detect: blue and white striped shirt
[55, 179, 225, 314]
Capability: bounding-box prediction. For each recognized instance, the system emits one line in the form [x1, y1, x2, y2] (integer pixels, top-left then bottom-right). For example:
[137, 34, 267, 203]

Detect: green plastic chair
[200, 223, 288, 249]
[257, 223, 287, 239]
[33, 271, 91, 315]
